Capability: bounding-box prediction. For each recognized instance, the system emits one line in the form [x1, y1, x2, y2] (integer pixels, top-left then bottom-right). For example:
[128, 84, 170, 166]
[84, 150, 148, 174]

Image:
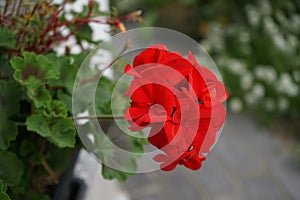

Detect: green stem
[14, 121, 26, 126]
[72, 115, 124, 120]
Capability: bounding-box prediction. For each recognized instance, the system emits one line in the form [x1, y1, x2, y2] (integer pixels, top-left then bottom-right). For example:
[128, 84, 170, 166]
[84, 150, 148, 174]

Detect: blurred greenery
[115, 0, 300, 161]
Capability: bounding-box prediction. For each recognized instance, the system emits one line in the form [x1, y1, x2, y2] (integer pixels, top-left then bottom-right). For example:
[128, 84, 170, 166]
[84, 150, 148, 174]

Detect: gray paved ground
[120, 113, 300, 200]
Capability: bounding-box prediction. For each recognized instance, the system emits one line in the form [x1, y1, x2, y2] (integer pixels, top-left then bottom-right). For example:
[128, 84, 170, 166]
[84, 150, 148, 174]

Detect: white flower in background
[240, 71, 253, 90]
[275, 11, 288, 27]
[293, 70, 300, 82]
[277, 73, 299, 97]
[89, 48, 114, 79]
[53, 35, 77, 56]
[245, 5, 261, 27]
[59, 26, 71, 36]
[70, 44, 82, 54]
[287, 34, 298, 52]
[239, 31, 250, 43]
[201, 40, 212, 53]
[265, 98, 275, 111]
[263, 16, 292, 52]
[254, 65, 277, 84]
[244, 83, 265, 105]
[264, 16, 279, 35]
[238, 31, 252, 55]
[245, 92, 255, 105]
[64, 13, 74, 20]
[229, 97, 243, 113]
[273, 34, 290, 52]
[252, 83, 265, 98]
[216, 56, 229, 70]
[291, 14, 300, 32]
[259, 0, 272, 16]
[226, 59, 247, 75]
[207, 24, 225, 53]
[278, 97, 289, 111]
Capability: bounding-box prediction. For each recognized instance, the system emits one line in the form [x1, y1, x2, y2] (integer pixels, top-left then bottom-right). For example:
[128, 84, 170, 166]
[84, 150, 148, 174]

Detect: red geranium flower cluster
[124, 44, 229, 171]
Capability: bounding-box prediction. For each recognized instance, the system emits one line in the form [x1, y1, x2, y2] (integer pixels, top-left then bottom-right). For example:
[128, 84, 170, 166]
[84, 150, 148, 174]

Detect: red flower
[124, 83, 175, 131]
[124, 44, 229, 171]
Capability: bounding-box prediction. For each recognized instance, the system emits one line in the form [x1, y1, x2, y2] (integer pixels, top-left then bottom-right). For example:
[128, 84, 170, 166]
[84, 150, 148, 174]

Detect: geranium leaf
[0, 151, 24, 186]
[50, 118, 76, 148]
[46, 54, 77, 93]
[0, 114, 18, 150]
[57, 90, 72, 113]
[0, 80, 22, 117]
[0, 27, 16, 50]
[0, 179, 10, 200]
[11, 52, 60, 83]
[41, 100, 68, 118]
[19, 140, 36, 156]
[23, 77, 51, 108]
[26, 114, 50, 137]
[0, 192, 11, 200]
[0, 55, 14, 78]
[26, 191, 51, 200]
[0, 179, 7, 192]
[102, 165, 132, 182]
[26, 114, 76, 148]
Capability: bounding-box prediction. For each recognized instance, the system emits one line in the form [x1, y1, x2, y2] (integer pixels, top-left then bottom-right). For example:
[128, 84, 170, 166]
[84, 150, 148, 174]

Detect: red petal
[183, 156, 205, 170]
[161, 161, 178, 171]
[148, 126, 169, 148]
[124, 107, 149, 120]
[211, 104, 226, 130]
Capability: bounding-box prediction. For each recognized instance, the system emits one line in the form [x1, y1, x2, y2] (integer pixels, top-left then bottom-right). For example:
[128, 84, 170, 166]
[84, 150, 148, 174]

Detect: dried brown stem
[41, 159, 59, 184]
[80, 38, 131, 86]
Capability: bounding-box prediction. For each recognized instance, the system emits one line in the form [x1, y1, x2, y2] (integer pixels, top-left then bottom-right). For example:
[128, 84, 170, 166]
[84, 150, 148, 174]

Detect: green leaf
[0, 27, 16, 49]
[72, 84, 94, 114]
[36, 54, 60, 81]
[28, 152, 43, 165]
[24, 77, 51, 108]
[47, 148, 73, 171]
[95, 77, 114, 115]
[102, 165, 132, 182]
[0, 80, 22, 117]
[26, 114, 76, 148]
[11, 52, 60, 83]
[0, 192, 11, 200]
[19, 140, 36, 156]
[0, 54, 14, 78]
[46, 54, 77, 93]
[0, 180, 10, 200]
[93, 134, 115, 162]
[10, 57, 24, 71]
[10, 52, 59, 109]
[96, 77, 113, 105]
[26, 191, 51, 200]
[50, 118, 76, 148]
[0, 114, 18, 150]
[41, 100, 68, 118]
[0, 179, 7, 192]
[26, 114, 50, 137]
[57, 90, 72, 113]
[0, 151, 24, 186]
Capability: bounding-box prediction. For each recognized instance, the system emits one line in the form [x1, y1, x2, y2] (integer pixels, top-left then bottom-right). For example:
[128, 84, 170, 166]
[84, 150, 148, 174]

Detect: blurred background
[115, 0, 300, 131]
[107, 0, 300, 199]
